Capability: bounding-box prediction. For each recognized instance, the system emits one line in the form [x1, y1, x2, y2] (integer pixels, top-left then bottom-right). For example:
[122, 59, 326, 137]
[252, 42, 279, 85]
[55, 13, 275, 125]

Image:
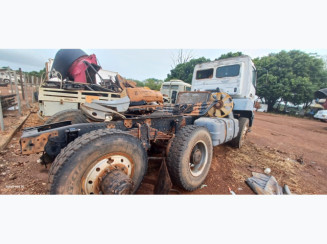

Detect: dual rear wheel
[49, 126, 214, 194]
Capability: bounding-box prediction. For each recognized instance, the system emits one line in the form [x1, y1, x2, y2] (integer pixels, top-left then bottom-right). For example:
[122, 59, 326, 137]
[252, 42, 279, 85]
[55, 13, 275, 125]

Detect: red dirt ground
[0, 111, 326, 194]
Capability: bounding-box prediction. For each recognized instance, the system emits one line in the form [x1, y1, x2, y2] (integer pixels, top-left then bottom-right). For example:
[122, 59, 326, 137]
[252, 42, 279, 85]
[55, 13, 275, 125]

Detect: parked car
[314, 110, 327, 122]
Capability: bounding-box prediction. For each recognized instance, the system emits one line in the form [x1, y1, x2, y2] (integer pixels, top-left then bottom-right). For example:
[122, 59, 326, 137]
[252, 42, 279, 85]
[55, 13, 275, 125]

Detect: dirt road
[0, 112, 326, 194]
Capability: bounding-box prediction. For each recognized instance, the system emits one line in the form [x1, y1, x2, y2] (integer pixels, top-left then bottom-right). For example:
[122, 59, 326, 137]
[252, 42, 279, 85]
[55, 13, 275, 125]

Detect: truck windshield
[196, 69, 214, 79]
[162, 85, 179, 90]
[216, 64, 240, 78]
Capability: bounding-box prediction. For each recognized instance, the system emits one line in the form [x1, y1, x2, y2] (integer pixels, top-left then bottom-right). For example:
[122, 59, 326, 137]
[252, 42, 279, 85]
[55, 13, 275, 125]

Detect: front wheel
[230, 117, 249, 148]
[167, 125, 213, 191]
[48, 129, 148, 194]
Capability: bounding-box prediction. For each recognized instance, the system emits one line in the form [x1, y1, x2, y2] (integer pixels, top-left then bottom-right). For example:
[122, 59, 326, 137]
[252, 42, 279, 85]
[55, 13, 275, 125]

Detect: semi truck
[20, 55, 256, 194]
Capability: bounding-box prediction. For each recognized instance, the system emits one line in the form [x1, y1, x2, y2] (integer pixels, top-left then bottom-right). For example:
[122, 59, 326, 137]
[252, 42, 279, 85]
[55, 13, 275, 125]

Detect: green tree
[144, 78, 163, 91]
[216, 51, 244, 60]
[28, 68, 46, 77]
[254, 50, 327, 111]
[165, 57, 210, 84]
[128, 79, 144, 87]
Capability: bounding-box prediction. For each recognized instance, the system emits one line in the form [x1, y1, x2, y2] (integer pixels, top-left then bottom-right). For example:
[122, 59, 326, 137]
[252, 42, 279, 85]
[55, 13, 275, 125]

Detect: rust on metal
[100, 169, 133, 194]
[136, 123, 141, 139]
[126, 87, 163, 104]
[85, 95, 99, 103]
[124, 119, 133, 128]
[165, 134, 175, 156]
[107, 123, 116, 129]
[176, 91, 210, 104]
[207, 92, 234, 118]
[180, 118, 186, 127]
[21, 131, 59, 154]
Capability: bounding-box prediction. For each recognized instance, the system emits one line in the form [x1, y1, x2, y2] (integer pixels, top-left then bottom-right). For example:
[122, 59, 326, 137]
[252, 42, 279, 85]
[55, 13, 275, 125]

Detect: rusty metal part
[176, 91, 211, 104]
[100, 170, 133, 194]
[136, 123, 142, 139]
[126, 87, 163, 104]
[207, 92, 234, 118]
[82, 153, 134, 194]
[124, 119, 133, 128]
[172, 102, 217, 116]
[81, 102, 126, 121]
[107, 123, 116, 129]
[116, 74, 137, 89]
[154, 158, 172, 194]
[127, 104, 164, 113]
[21, 131, 59, 154]
[165, 134, 175, 156]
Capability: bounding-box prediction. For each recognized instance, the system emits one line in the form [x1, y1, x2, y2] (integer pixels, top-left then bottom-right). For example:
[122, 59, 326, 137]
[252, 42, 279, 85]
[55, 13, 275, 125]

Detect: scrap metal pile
[39, 49, 164, 118]
[0, 94, 16, 112]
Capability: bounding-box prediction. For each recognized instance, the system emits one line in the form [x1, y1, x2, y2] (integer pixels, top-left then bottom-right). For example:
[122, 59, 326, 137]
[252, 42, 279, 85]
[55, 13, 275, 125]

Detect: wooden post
[13, 71, 22, 116]
[25, 74, 30, 108]
[0, 98, 4, 131]
[7, 70, 13, 94]
[31, 75, 35, 103]
[19, 68, 25, 100]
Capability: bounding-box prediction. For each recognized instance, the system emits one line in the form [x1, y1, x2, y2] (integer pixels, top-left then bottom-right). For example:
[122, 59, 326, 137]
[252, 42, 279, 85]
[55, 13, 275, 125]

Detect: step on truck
[20, 55, 256, 194]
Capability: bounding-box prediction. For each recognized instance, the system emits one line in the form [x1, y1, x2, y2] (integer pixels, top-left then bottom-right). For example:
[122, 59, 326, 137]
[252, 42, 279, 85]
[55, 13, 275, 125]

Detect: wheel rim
[189, 140, 208, 177]
[82, 153, 133, 194]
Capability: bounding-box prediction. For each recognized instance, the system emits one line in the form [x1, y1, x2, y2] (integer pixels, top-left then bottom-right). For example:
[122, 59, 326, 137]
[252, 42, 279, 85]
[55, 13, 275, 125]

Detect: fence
[0, 69, 40, 131]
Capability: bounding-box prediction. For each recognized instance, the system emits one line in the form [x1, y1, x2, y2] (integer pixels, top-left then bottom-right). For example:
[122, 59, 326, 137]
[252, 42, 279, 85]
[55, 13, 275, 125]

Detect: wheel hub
[100, 170, 133, 194]
[192, 149, 202, 164]
[214, 100, 224, 110]
[189, 141, 208, 177]
[83, 154, 133, 194]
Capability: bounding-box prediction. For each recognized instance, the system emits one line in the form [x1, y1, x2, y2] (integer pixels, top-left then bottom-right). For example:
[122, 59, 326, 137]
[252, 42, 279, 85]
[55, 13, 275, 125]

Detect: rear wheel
[45, 109, 89, 125]
[230, 117, 249, 148]
[167, 125, 213, 191]
[320, 119, 327, 123]
[48, 129, 148, 194]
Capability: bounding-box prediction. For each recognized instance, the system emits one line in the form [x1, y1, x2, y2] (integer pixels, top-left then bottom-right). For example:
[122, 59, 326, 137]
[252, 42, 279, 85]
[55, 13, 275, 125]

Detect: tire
[48, 129, 148, 194]
[45, 109, 89, 125]
[230, 117, 249, 148]
[167, 125, 213, 191]
[320, 119, 327, 123]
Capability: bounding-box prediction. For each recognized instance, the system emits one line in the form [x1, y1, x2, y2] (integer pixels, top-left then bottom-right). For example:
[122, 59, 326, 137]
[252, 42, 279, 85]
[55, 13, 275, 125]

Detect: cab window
[216, 64, 240, 78]
[196, 69, 214, 79]
[252, 67, 257, 87]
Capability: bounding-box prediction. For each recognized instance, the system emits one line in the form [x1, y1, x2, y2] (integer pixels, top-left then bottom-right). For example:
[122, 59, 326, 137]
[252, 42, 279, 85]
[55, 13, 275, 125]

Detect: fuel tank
[194, 117, 239, 146]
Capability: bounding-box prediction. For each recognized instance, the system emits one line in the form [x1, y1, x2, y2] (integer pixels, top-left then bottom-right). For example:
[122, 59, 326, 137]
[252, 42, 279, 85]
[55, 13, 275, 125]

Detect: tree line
[165, 50, 327, 111]
[19, 50, 327, 107]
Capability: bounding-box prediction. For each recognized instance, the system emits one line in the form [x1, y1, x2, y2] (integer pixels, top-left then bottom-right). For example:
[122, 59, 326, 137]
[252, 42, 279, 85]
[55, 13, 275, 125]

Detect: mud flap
[154, 159, 172, 194]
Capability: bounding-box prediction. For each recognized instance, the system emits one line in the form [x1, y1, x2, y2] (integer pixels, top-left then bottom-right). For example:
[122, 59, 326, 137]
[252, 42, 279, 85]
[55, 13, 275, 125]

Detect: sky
[1, 49, 327, 81]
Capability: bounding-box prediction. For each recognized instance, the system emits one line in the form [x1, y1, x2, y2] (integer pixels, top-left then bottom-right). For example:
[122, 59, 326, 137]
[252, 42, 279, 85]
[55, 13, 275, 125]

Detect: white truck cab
[160, 79, 192, 103]
[192, 55, 257, 127]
